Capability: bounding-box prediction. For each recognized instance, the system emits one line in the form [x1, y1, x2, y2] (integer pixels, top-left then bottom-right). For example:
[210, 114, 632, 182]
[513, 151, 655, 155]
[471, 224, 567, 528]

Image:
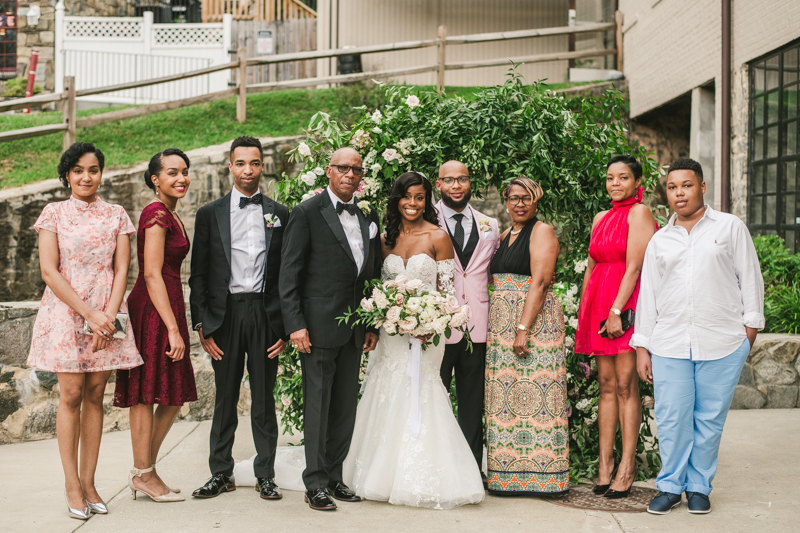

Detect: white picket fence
[54, 2, 233, 105]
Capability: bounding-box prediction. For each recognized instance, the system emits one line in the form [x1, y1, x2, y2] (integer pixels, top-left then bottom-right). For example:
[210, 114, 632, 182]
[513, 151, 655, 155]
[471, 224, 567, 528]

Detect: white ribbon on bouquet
[406, 336, 423, 437]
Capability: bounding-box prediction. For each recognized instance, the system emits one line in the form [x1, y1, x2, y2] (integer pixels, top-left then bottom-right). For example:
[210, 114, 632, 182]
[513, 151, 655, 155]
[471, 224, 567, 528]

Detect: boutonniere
[264, 214, 281, 228]
[357, 200, 371, 216]
[478, 217, 492, 233]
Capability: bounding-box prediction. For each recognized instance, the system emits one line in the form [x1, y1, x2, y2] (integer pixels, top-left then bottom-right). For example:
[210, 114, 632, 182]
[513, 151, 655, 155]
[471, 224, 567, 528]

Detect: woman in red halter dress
[575, 155, 657, 499]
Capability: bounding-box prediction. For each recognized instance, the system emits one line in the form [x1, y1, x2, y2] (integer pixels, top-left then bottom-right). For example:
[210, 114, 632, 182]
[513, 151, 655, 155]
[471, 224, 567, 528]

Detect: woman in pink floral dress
[28, 142, 142, 520]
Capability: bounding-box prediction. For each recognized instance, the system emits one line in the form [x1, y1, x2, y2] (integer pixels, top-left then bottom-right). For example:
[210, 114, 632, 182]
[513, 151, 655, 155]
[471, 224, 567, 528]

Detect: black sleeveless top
[490, 217, 538, 276]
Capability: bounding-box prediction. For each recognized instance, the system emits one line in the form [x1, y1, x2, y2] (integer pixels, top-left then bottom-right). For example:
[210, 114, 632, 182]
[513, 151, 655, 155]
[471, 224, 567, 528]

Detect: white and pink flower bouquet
[340, 274, 472, 350]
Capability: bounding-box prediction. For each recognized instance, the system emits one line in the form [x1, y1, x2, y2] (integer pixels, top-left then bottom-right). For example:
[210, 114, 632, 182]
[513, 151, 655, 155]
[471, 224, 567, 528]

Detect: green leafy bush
[754, 235, 800, 334]
[2, 77, 42, 98]
[764, 283, 800, 335]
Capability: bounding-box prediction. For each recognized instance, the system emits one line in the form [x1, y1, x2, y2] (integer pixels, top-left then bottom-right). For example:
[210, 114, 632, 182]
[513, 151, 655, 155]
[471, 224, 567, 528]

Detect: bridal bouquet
[340, 274, 472, 349]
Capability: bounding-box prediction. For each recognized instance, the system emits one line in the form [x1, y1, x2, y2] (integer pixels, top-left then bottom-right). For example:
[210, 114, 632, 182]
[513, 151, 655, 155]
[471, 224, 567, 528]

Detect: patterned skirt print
[485, 274, 569, 493]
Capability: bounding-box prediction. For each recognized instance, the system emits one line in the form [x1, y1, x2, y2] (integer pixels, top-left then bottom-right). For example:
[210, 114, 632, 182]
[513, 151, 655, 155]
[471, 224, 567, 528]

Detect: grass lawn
[0, 81, 600, 189]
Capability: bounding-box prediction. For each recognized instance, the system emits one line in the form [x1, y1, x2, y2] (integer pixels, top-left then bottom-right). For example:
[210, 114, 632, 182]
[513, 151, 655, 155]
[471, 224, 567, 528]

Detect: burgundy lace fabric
[114, 202, 197, 407]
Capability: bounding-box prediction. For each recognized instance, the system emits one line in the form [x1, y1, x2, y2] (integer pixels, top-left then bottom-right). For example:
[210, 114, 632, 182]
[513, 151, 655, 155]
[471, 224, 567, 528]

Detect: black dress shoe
[255, 478, 282, 500]
[327, 481, 362, 502]
[192, 473, 236, 498]
[305, 488, 337, 511]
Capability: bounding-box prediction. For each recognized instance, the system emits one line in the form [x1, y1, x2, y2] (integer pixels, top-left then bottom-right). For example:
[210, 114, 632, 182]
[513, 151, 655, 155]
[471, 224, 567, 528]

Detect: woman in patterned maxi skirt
[485, 177, 569, 495]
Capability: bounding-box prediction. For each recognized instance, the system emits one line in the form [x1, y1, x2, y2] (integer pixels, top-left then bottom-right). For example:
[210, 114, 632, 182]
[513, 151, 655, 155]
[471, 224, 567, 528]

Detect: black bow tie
[239, 193, 263, 209]
[336, 202, 359, 216]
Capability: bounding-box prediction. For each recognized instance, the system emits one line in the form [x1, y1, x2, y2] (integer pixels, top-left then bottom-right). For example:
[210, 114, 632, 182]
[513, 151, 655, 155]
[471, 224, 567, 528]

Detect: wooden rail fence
[0, 16, 623, 146]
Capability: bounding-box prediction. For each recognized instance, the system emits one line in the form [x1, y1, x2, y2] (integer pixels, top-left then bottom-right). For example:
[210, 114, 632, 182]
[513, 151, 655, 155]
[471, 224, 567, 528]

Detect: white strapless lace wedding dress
[341, 254, 485, 509]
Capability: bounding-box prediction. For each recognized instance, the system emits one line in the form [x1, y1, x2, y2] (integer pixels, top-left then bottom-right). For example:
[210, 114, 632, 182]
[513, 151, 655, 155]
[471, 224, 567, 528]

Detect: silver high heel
[64, 489, 91, 520]
[86, 500, 108, 514]
[128, 466, 185, 502]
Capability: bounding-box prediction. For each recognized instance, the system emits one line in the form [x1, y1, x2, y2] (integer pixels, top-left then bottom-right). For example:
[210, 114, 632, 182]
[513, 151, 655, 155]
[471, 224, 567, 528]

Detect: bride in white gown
[341, 172, 485, 509]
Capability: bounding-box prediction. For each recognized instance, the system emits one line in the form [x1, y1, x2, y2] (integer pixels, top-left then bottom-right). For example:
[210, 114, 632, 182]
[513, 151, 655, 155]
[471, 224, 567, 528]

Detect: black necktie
[336, 202, 359, 216]
[239, 193, 263, 208]
[452, 213, 465, 250]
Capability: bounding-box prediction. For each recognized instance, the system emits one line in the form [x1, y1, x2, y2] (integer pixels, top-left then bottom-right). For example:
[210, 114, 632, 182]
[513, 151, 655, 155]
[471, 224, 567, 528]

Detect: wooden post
[237, 46, 247, 123]
[437, 25, 447, 95]
[62, 76, 76, 150]
[615, 10, 624, 74]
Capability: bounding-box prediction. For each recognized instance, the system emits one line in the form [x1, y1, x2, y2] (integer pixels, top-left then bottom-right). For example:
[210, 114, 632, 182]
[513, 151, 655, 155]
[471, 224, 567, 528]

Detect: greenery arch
[273, 71, 662, 481]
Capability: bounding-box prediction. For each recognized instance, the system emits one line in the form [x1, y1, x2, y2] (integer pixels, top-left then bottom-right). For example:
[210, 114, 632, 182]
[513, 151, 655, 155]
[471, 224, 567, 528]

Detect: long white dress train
[341, 254, 485, 509]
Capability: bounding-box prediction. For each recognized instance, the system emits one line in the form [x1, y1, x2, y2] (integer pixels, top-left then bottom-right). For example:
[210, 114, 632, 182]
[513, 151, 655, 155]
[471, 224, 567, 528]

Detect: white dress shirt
[327, 186, 364, 272]
[631, 205, 765, 361]
[440, 202, 473, 250]
[229, 187, 267, 293]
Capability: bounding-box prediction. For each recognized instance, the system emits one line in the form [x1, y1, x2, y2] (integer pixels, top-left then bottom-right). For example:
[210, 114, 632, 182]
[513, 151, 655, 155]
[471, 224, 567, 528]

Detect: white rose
[460, 305, 472, 322]
[370, 163, 382, 173]
[372, 127, 382, 134]
[383, 279, 397, 289]
[394, 274, 409, 291]
[434, 316, 450, 334]
[373, 290, 390, 309]
[449, 310, 467, 329]
[371, 110, 382, 123]
[405, 95, 420, 108]
[301, 192, 314, 201]
[360, 298, 374, 312]
[565, 335, 574, 347]
[384, 321, 397, 334]
[574, 258, 588, 274]
[386, 306, 402, 323]
[300, 171, 316, 186]
[407, 297, 422, 313]
[406, 279, 423, 292]
[568, 316, 579, 330]
[382, 148, 399, 162]
[398, 317, 417, 333]
[444, 295, 460, 314]
[297, 142, 311, 157]
[313, 166, 324, 176]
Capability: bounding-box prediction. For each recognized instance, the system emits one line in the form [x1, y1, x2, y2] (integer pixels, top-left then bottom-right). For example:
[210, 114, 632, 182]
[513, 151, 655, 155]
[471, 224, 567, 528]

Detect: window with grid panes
[0, 0, 16, 77]
[749, 39, 800, 252]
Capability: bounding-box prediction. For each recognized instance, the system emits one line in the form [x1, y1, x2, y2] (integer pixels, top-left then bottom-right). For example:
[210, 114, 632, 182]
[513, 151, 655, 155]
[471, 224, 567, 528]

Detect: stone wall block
[731, 385, 767, 409]
[0, 315, 35, 366]
[768, 339, 800, 364]
[738, 363, 755, 387]
[754, 358, 799, 386]
[765, 385, 799, 409]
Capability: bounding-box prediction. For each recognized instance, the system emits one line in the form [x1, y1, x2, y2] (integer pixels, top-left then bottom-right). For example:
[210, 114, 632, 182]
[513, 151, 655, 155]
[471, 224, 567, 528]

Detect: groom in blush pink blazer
[435, 161, 500, 483]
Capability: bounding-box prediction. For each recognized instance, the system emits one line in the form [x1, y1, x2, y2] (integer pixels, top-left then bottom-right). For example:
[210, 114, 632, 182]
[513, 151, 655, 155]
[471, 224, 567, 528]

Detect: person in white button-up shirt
[632, 158, 764, 515]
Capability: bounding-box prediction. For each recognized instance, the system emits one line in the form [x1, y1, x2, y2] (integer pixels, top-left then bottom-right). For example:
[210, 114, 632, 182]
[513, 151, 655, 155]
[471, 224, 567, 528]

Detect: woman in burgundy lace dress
[114, 149, 197, 502]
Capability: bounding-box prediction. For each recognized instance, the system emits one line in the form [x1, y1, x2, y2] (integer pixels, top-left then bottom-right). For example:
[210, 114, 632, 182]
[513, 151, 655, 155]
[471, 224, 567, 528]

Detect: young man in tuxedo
[189, 136, 288, 501]
[279, 147, 382, 511]
[435, 160, 500, 486]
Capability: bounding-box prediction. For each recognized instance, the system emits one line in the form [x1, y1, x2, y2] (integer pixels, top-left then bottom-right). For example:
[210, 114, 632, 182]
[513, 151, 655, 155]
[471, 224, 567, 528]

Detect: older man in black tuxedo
[189, 136, 288, 501]
[280, 147, 382, 511]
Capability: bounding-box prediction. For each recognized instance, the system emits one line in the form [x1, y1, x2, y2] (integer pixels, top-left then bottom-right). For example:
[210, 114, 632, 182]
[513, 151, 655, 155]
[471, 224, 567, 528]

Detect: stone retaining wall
[732, 334, 800, 409]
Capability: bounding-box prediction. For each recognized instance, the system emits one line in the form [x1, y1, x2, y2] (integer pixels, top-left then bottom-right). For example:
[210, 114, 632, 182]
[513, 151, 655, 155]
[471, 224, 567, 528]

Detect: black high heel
[592, 461, 619, 495]
[603, 467, 637, 499]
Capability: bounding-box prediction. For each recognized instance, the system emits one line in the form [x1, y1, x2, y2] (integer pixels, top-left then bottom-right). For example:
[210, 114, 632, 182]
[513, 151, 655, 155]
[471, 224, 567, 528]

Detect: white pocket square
[272, 219, 282, 228]
[369, 221, 379, 239]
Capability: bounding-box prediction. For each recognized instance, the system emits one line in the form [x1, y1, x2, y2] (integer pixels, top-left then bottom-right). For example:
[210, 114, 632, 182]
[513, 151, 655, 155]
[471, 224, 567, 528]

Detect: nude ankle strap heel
[128, 466, 185, 502]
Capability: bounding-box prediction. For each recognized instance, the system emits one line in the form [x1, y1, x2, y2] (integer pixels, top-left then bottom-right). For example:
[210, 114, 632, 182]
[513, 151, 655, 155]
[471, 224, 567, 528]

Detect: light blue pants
[652, 339, 750, 495]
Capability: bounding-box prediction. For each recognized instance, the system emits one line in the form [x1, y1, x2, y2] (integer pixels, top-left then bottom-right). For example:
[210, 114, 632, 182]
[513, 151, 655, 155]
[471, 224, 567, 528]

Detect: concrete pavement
[1, 409, 798, 533]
